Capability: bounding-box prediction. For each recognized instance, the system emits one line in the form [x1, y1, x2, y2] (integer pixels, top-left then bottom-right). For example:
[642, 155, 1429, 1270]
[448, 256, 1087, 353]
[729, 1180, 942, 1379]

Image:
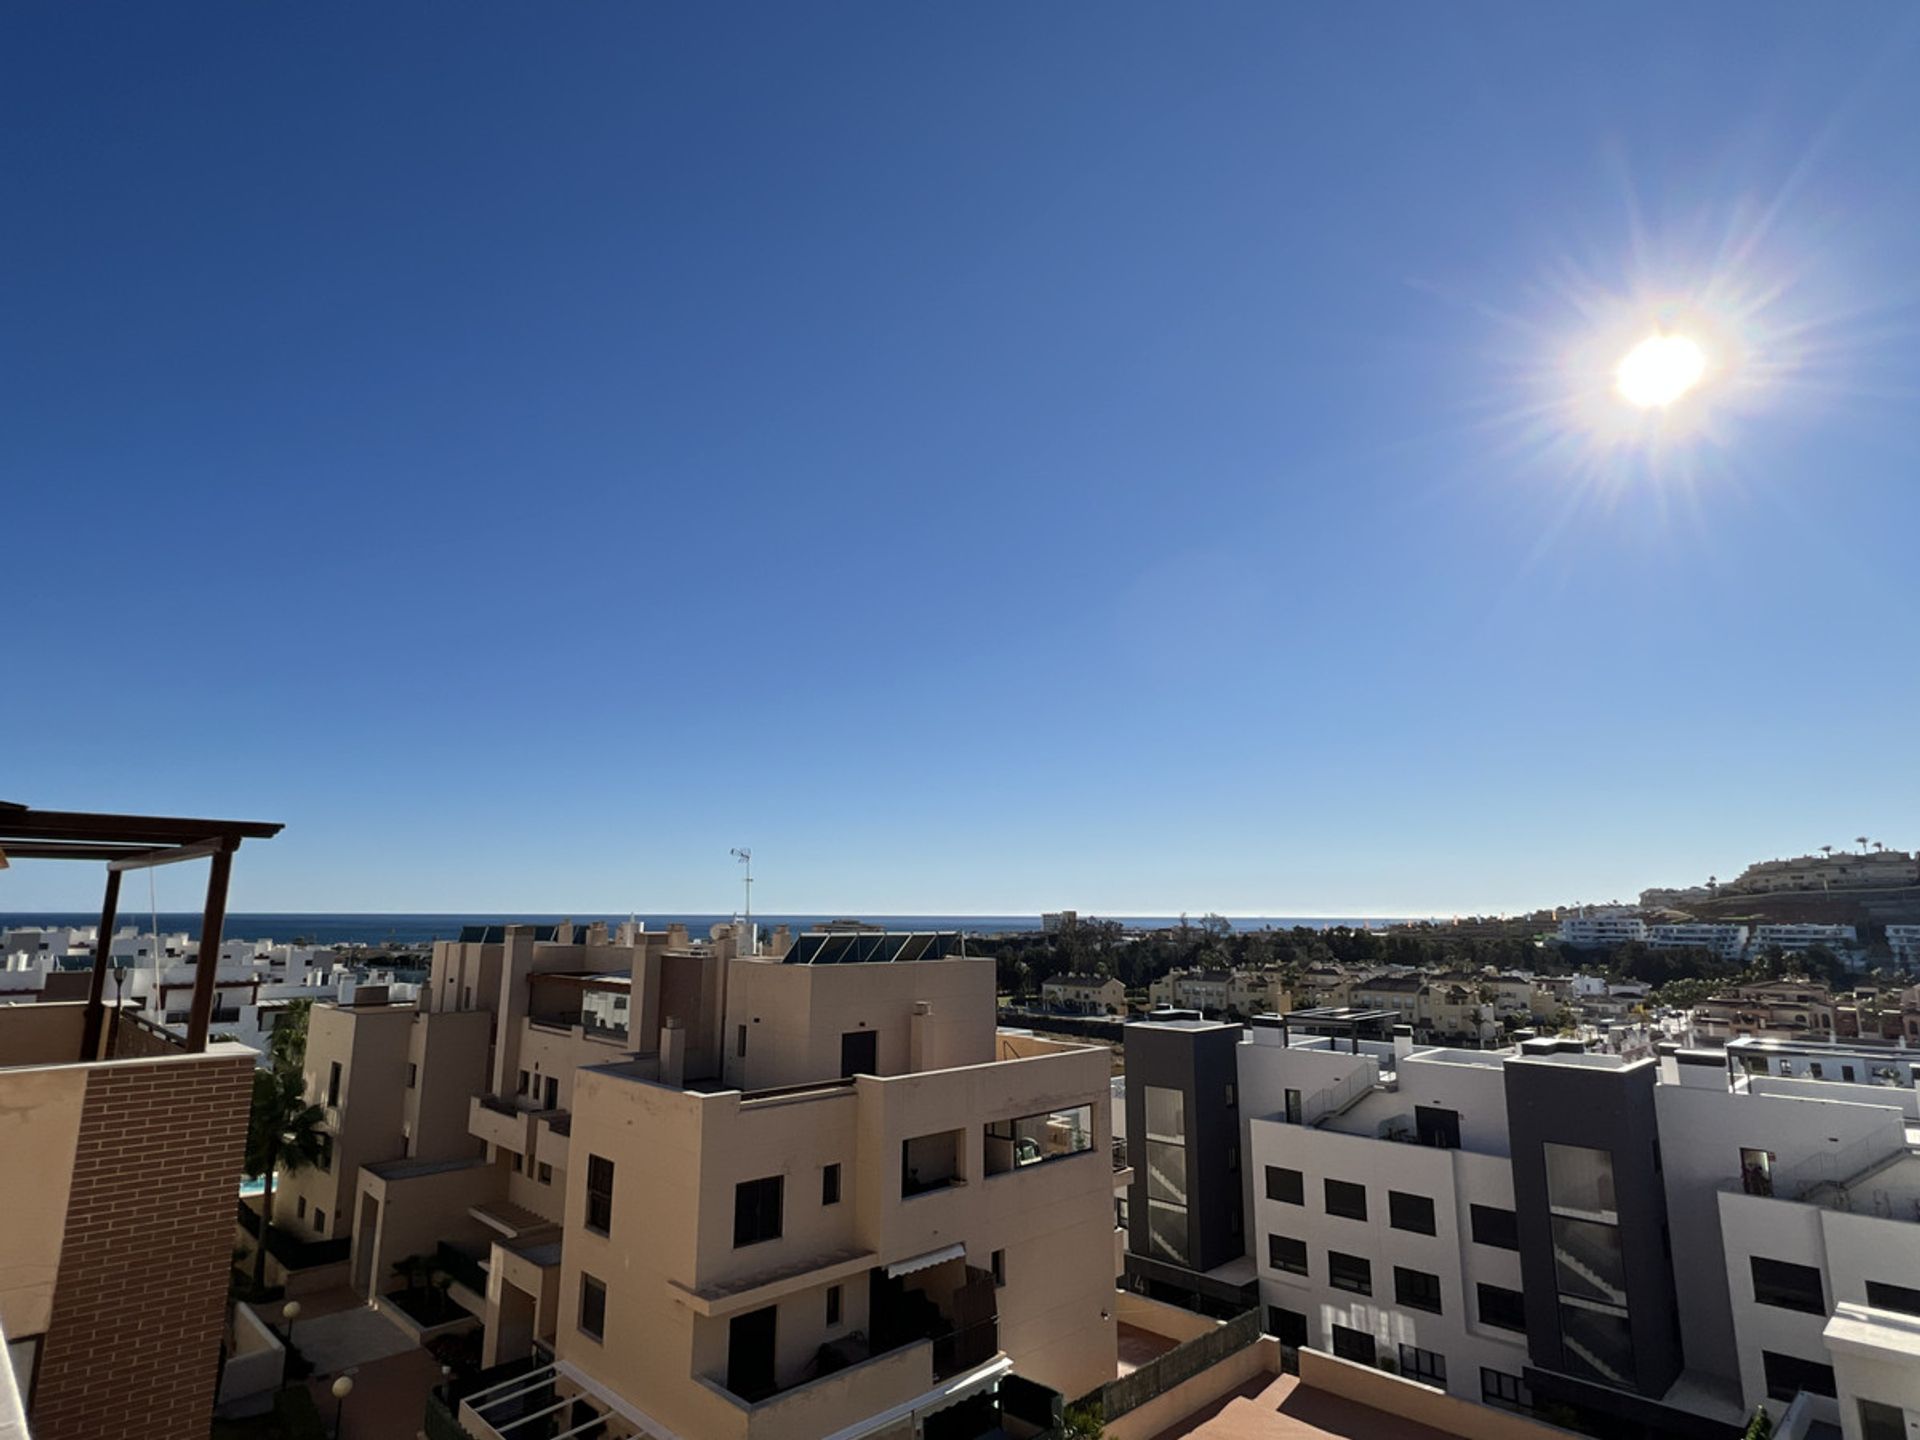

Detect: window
[822, 1163, 841, 1206]
[1324, 1178, 1367, 1221]
[1144, 1086, 1185, 1142]
[517, 1069, 530, 1095]
[1395, 1266, 1443, 1314]
[313, 1209, 327, 1234]
[1266, 1166, 1304, 1205]
[1400, 1345, 1447, 1387]
[462, 985, 472, 1009]
[1224, 1083, 1236, 1107]
[1267, 1306, 1307, 1349]
[737, 1024, 747, 1058]
[1143, 1085, 1188, 1264]
[537, 1162, 553, 1186]
[1482, 1369, 1533, 1413]
[511, 1152, 524, 1174]
[1865, 1280, 1920, 1317]
[826, 1284, 842, 1327]
[1328, 1251, 1371, 1295]
[406, 1062, 417, 1089]
[1751, 1257, 1825, 1315]
[1762, 1351, 1836, 1402]
[544, 1075, 559, 1110]
[1330, 1324, 1376, 1366]
[1390, 1191, 1436, 1235]
[1559, 1301, 1634, 1386]
[1471, 1204, 1519, 1250]
[579, 1273, 606, 1340]
[315, 1133, 333, 1172]
[296, 1196, 307, 1219]
[1478, 1283, 1526, 1333]
[1544, 1142, 1617, 1222]
[985, 1104, 1094, 1172]
[1553, 1216, 1626, 1303]
[990, 1249, 1006, 1287]
[326, 1062, 342, 1107]
[734, 1175, 784, 1247]
[1859, 1400, 1906, 1440]
[585, 1154, 614, 1234]
[1267, 1234, 1308, 1276]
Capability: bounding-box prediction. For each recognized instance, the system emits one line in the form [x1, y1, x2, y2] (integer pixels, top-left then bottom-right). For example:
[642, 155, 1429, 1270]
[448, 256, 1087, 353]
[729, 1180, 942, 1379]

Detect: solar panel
[780, 931, 962, 964]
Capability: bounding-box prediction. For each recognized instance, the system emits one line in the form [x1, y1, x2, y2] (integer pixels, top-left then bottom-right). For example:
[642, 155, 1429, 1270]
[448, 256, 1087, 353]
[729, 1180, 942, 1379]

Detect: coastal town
[4, 808, 1919, 1440]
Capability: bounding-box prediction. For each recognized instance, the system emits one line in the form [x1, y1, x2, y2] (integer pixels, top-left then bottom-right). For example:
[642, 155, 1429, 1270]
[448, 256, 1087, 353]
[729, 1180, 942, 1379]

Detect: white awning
[885, 1242, 965, 1279]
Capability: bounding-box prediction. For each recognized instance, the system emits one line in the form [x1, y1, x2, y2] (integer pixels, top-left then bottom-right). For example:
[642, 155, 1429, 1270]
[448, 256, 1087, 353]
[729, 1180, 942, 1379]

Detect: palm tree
[244, 1066, 330, 1290]
[1821, 845, 1834, 859]
[1857, 836, 1870, 855]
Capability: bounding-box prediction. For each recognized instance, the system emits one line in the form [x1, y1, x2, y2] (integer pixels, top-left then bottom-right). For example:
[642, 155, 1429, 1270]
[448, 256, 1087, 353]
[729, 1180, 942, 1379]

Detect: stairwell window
[585, 1154, 615, 1235]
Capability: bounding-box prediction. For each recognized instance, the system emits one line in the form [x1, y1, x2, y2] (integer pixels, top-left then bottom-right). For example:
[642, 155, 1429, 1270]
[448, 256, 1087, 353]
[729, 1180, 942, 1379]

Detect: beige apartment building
[456, 932, 1119, 1440]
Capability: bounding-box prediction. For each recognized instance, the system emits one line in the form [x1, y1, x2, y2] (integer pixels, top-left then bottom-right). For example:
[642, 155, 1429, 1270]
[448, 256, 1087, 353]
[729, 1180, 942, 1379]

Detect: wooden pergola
[0, 801, 284, 1056]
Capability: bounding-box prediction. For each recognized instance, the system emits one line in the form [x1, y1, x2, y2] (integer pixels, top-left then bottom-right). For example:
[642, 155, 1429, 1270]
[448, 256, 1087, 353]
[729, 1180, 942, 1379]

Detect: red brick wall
[29, 1052, 254, 1440]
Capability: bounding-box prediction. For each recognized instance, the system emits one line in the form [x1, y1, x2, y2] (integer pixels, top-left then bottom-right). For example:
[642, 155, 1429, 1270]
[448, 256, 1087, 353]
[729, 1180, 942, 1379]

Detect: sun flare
[1615, 333, 1707, 408]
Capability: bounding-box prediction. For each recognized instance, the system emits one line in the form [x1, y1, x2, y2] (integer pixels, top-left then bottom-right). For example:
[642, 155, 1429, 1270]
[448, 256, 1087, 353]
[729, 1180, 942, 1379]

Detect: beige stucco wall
[0, 1003, 88, 1067]
[283, 1002, 412, 1239]
[1299, 1347, 1579, 1440]
[407, 1009, 491, 1160]
[0, 1062, 86, 1337]
[723, 958, 997, 1092]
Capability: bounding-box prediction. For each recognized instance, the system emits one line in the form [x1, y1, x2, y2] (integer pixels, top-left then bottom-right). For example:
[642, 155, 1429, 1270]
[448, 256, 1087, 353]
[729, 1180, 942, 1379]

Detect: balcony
[467, 1093, 562, 1154]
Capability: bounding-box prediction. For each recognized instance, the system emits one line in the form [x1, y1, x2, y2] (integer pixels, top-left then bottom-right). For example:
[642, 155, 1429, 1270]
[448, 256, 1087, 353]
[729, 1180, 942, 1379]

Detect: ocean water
[0, 911, 1406, 945]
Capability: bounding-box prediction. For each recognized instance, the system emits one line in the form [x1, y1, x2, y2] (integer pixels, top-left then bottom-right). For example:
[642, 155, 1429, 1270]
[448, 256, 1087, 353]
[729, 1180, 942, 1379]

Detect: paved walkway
[294, 1294, 419, 1377]
[1149, 1374, 1460, 1440]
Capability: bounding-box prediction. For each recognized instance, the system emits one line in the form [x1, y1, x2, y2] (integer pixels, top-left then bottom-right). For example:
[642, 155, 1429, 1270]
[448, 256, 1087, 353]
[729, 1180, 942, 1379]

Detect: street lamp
[330, 1374, 354, 1438]
[280, 1299, 301, 1349]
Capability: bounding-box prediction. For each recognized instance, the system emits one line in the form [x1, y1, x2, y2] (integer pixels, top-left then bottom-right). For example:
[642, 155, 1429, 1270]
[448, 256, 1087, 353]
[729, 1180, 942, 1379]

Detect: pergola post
[185, 840, 237, 1053]
[79, 868, 124, 1060]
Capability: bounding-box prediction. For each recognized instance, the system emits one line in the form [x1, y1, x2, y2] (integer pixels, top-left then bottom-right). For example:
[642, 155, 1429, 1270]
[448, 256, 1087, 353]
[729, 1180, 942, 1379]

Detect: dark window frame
[1482, 1368, 1533, 1413]
[1324, 1178, 1367, 1222]
[1389, 1190, 1436, 1235]
[1399, 1344, 1447, 1387]
[1328, 1250, 1372, 1296]
[579, 1273, 607, 1341]
[1395, 1266, 1444, 1314]
[1751, 1256, 1826, 1316]
[1265, 1166, 1304, 1205]
[1267, 1234, 1308, 1276]
[1477, 1283, 1527, 1333]
[734, 1175, 784, 1249]
[585, 1154, 615, 1235]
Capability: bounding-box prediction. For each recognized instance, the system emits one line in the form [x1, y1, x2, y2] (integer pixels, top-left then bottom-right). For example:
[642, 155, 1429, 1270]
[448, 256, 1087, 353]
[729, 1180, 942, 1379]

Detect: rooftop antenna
[730, 848, 753, 926]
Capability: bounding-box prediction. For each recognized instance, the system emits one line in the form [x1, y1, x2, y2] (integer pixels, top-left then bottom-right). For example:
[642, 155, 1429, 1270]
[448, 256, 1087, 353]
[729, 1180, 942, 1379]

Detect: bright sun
[1615, 333, 1707, 408]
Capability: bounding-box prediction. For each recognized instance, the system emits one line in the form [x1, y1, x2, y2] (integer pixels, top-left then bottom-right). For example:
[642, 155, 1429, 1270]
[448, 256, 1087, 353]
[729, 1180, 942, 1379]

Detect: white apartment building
[1131, 1012, 1920, 1440]
[1753, 924, 1860, 955]
[1886, 926, 1920, 966]
[1556, 913, 1648, 949]
[1646, 924, 1751, 961]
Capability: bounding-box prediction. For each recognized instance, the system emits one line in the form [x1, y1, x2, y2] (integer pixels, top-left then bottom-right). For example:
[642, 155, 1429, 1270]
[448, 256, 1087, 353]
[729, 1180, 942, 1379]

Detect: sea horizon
[0, 910, 1421, 945]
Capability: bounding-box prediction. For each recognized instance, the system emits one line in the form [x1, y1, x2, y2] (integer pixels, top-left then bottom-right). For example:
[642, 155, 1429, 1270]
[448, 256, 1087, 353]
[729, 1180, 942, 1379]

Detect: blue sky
[6, 3, 1918, 917]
